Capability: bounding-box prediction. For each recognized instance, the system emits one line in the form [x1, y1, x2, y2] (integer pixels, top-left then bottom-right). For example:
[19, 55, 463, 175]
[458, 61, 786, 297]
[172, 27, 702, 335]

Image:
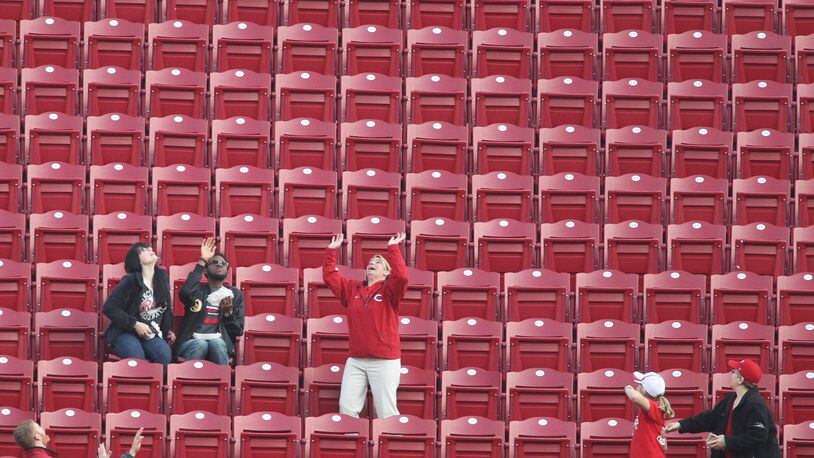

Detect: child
[625, 371, 675, 457]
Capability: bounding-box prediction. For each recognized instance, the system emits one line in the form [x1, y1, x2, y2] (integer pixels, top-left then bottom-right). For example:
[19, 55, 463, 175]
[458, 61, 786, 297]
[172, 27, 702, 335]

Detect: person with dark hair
[103, 243, 173, 365]
[174, 237, 244, 365]
[14, 420, 55, 457]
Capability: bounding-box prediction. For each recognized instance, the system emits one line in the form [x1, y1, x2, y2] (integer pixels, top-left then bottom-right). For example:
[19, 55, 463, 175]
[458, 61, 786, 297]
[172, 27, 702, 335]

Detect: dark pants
[110, 332, 172, 366]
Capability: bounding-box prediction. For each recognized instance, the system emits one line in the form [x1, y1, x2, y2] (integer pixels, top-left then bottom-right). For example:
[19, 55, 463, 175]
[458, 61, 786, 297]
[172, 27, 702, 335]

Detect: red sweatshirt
[322, 245, 408, 359]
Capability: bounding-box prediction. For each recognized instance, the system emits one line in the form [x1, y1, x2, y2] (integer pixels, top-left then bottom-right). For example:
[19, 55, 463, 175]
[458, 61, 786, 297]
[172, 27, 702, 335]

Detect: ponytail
[658, 395, 675, 420]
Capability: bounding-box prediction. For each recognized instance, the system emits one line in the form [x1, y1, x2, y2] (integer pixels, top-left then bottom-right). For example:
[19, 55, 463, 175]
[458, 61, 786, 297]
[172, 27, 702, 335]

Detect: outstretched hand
[328, 233, 344, 249]
[200, 237, 217, 262]
[662, 422, 681, 435]
[387, 232, 406, 246]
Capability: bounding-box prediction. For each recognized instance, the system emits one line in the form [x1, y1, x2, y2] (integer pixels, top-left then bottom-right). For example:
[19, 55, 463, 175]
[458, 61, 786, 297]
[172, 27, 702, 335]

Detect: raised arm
[323, 234, 353, 306]
[179, 237, 216, 308]
[384, 232, 408, 304]
[624, 385, 652, 412]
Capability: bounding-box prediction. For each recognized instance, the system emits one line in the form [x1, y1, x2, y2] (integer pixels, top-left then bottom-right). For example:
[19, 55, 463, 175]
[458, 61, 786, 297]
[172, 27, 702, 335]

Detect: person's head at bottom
[366, 254, 391, 285]
[728, 358, 762, 391]
[14, 420, 50, 450]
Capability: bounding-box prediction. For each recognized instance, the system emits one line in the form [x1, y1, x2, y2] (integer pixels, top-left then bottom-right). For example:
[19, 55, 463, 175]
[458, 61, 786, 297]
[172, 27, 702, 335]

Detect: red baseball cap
[727, 359, 762, 384]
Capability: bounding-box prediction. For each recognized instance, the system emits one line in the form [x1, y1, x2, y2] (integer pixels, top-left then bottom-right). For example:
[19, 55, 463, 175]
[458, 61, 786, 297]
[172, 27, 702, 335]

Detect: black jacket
[103, 271, 173, 343]
[173, 264, 245, 361]
[678, 387, 781, 458]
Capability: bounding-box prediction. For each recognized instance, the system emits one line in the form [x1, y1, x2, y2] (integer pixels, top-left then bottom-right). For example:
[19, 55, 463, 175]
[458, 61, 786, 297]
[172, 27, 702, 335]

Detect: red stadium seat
[35, 260, 97, 313]
[233, 412, 301, 458]
[406, 121, 468, 174]
[667, 221, 727, 275]
[603, 30, 662, 82]
[345, 216, 405, 267]
[602, 78, 663, 129]
[780, 371, 814, 425]
[86, 114, 145, 166]
[303, 364, 344, 417]
[409, 217, 469, 272]
[474, 219, 536, 273]
[576, 271, 639, 323]
[405, 170, 467, 222]
[441, 368, 501, 420]
[276, 23, 338, 74]
[147, 20, 209, 72]
[0, 165, 23, 214]
[667, 80, 728, 131]
[25, 112, 82, 165]
[576, 320, 640, 372]
[0, 261, 30, 312]
[407, 0, 465, 29]
[163, 0, 216, 25]
[284, 0, 339, 27]
[663, 0, 716, 35]
[537, 29, 597, 81]
[342, 172, 401, 221]
[537, 77, 598, 128]
[92, 213, 151, 266]
[670, 175, 729, 225]
[0, 308, 30, 359]
[35, 309, 97, 361]
[731, 223, 789, 277]
[797, 34, 814, 84]
[783, 421, 814, 457]
[472, 28, 533, 78]
[0, 66, 17, 115]
[474, 0, 530, 30]
[660, 369, 710, 420]
[236, 264, 299, 317]
[732, 31, 791, 84]
[169, 411, 230, 458]
[82, 67, 141, 117]
[736, 129, 794, 180]
[100, 0, 156, 24]
[539, 173, 601, 223]
[506, 369, 573, 422]
[779, 324, 814, 375]
[399, 268, 435, 320]
[275, 71, 337, 122]
[145, 68, 207, 119]
[711, 321, 774, 373]
[29, 211, 88, 263]
[577, 369, 637, 422]
[506, 319, 572, 372]
[540, 220, 600, 275]
[20, 17, 79, 69]
[89, 164, 149, 215]
[733, 176, 790, 225]
[277, 167, 337, 219]
[168, 360, 230, 415]
[509, 417, 577, 458]
[212, 21, 274, 74]
[732, 80, 793, 132]
[472, 172, 534, 223]
[27, 162, 84, 214]
[102, 263, 125, 299]
[341, 120, 402, 173]
[643, 270, 707, 324]
[0, 114, 20, 164]
[345, 0, 399, 27]
[784, 0, 814, 35]
[0, 356, 33, 411]
[341, 73, 402, 123]
[342, 25, 402, 77]
[644, 321, 708, 372]
[304, 264, 363, 317]
[152, 165, 210, 217]
[214, 166, 274, 218]
[604, 125, 667, 177]
[0, 215, 22, 262]
[212, 117, 271, 169]
[37, 357, 97, 413]
[210, 70, 271, 122]
[372, 415, 435, 458]
[149, 112, 209, 166]
[239, 314, 302, 367]
[538, 125, 600, 176]
[307, 315, 350, 367]
[84, 18, 144, 71]
[41, 409, 101, 458]
[538, 0, 593, 32]
[723, 0, 777, 35]
[0, 408, 35, 456]
[406, 74, 467, 125]
[797, 179, 814, 227]
[671, 127, 734, 180]
[168, 262, 199, 315]
[218, 215, 279, 272]
[102, 359, 163, 414]
[0, 19, 14, 68]
[442, 316, 501, 371]
[275, 118, 336, 171]
[407, 26, 467, 78]
[105, 410, 165, 458]
[155, 213, 215, 266]
[397, 366, 436, 419]
[601, 0, 655, 33]
[21, 65, 78, 116]
[798, 84, 814, 134]
[504, 269, 570, 322]
[604, 220, 663, 275]
[305, 414, 369, 457]
[282, 215, 342, 269]
[471, 75, 532, 127]
[778, 273, 814, 325]
[439, 416, 503, 458]
[399, 317, 438, 371]
[473, 123, 534, 176]
[605, 173, 666, 224]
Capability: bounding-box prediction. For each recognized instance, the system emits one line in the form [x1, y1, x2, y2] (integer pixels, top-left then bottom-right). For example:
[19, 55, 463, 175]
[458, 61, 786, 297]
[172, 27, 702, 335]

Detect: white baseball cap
[634, 371, 666, 397]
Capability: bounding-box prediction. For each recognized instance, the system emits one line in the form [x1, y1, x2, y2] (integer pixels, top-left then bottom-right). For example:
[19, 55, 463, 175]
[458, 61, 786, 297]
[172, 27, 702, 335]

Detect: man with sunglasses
[174, 237, 245, 365]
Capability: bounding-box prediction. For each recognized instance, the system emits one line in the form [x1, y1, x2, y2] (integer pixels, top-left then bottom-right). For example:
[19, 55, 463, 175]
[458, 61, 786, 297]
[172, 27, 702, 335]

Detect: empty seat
[537, 77, 598, 128]
[604, 125, 668, 177]
[150, 115, 208, 168]
[443, 317, 502, 371]
[663, 0, 716, 35]
[345, 216, 406, 267]
[343, 25, 402, 77]
[0, 115, 20, 165]
[798, 84, 814, 134]
[233, 411, 301, 457]
[540, 220, 600, 275]
[155, 213, 215, 266]
[0, 66, 17, 115]
[275, 118, 336, 171]
[670, 175, 729, 225]
[341, 73, 402, 123]
[307, 315, 350, 366]
[344, 0, 399, 27]
[509, 417, 577, 457]
[168, 360, 230, 415]
[737, 129, 794, 180]
[711, 321, 774, 373]
[473, 123, 534, 176]
[371, 415, 436, 458]
[277, 167, 337, 219]
[239, 314, 302, 367]
[732, 80, 793, 132]
[275, 71, 337, 122]
[152, 164, 211, 217]
[396, 365, 436, 419]
[667, 221, 727, 275]
[100, 0, 156, 24]
[0, 356, 33, 411]
[102, 359, 163, 414]
[21, 65, 78, 116]
[471, 172, 534, 223]
[732, 31, 791, 84]
[797, 34, 814, 84]
[342, 171, 401, 220]
[27, 162, 84, 214]
[20, 17, 79, 69]
[797, 179, 814, 227]
[441, 368, 501, 420]
[399, 268, 435, 320]
[671, 127, 734, 180]
[212, 21, 274, 73]
[667, 31, 727, 83]
[37, 356, 97, 413]
[732, 176, 790, 225]
[538, 172, 601, 223]
[643, 270, 707, 324]
[29, 210, 88, 263]
[219, 215, 279, 272]
[35, 309, 97, 361]
[779, 324, 814, 375]
[406, 74, 467, 125]
[471, 75, 532, 127]
[780, 371, 814, 425]
[210, 70, 272, 122]
[0, 308, 30, 360]
[405, 170, 467, 222]
[472, 28, 533, 78]
[406, 121, 468, 174]
[84, 18, 144, 71]
[601, 0, 655, 33]
[276, 23, 338, 74]
[538, 0, 593, 32]
[577, 369, 637, 422]
[576, 320, 640, 372]
[538, 125, 600, 176]
[505, 369, 573, 423]
[89, 164, 149, 215]
[399, 317, 438, 371]
[169, 411, 231, 458]
[163, 0, 217, 24]
[212, 116, 271, 169]
[731, 223, 789, 277]
[603, 30, 662, 82]
[41, 409, 101, 458]
[147, 20, 209, 72]
[644, 321, 708, 372]
[604, 220, 663, 275]
[214, 166, 274, 218]
[605, 173, 666, 224]
[667, 80, 729, 131]
[712, 270, 774, 326]
[603, 78, 663, 129]
[0, 260, 30, 311]
[506, 319, 572, 372]
[537, 29, 597, 80]
[341, 120, 402, 173]
[576, 270, 639, 323]
[407, 0, 465, 28]
[102, 263, 125, 299]
[784, 421, 814, 457]
[284, 0, 339, 26]
[105, 410, 166, 458]
[305, 414, 369, 457]
[581, 418, 634, 457]
[410, 217, 469, 272]
[35, 260, 97, 313]
[660, 369, 710, 420]
[504, 269, 570, 322]
[303, 364, 344, 417]
[83, 66, 141, 117]
[407, 26, 467, 78]
[25, 112, 83, 165]
[236, 264, 299, 317]
[723, 0, 776, 35]
[0, 19, 13, 68]
[0, 213, 23, 265]
[282, 215, 342, 269]
[145, 68, 207, 119]
[474, 219, 536, 273]
[86, 114, 145, 166]
[778, 273, 814, 325]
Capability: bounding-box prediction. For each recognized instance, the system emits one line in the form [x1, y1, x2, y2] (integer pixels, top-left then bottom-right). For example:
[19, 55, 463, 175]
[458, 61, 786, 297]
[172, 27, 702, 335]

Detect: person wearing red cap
[663, 359, 780, 458]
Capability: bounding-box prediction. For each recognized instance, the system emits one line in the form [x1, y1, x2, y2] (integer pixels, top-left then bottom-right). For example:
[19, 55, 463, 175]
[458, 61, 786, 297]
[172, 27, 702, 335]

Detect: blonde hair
[370, 255, 391, 274]
[657, 395, 675, 420]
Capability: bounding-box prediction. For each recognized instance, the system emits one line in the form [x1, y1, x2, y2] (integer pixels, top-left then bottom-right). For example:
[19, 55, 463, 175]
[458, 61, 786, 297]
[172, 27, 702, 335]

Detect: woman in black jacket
[102, 243, 173, 365]
[663, 359, 781, 458]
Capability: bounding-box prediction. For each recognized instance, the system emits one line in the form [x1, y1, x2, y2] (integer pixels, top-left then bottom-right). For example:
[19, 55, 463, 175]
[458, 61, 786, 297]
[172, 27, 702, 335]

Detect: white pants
[339, 357, 401, 419]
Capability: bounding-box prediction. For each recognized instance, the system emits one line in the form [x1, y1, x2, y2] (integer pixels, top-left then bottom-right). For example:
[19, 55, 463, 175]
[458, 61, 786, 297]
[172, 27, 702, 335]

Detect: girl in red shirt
[625, 371, 675, 457]
[323, 232, 408, 419]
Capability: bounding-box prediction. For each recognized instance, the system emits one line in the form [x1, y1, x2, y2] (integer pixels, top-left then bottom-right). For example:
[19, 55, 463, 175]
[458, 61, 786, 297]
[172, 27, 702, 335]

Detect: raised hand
[129, 428, 144, 456]
[328, 233, 344, 249]
[200, 237, 217, 262]
[387, 232, 406, 246]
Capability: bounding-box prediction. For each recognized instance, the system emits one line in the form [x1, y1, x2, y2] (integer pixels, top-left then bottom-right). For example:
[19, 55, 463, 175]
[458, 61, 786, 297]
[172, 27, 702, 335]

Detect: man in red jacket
[323, 232, 408, 419]
[14, 420, 56, 457]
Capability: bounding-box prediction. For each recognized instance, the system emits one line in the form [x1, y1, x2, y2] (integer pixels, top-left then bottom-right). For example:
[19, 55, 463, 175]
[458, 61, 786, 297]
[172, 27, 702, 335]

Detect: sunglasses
[208, 259, 229, 267]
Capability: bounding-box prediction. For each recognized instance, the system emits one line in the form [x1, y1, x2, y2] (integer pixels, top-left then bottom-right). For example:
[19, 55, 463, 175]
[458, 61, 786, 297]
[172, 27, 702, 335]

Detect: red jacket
[322, 245, 408, 359]
[23, 447, 58, 457]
